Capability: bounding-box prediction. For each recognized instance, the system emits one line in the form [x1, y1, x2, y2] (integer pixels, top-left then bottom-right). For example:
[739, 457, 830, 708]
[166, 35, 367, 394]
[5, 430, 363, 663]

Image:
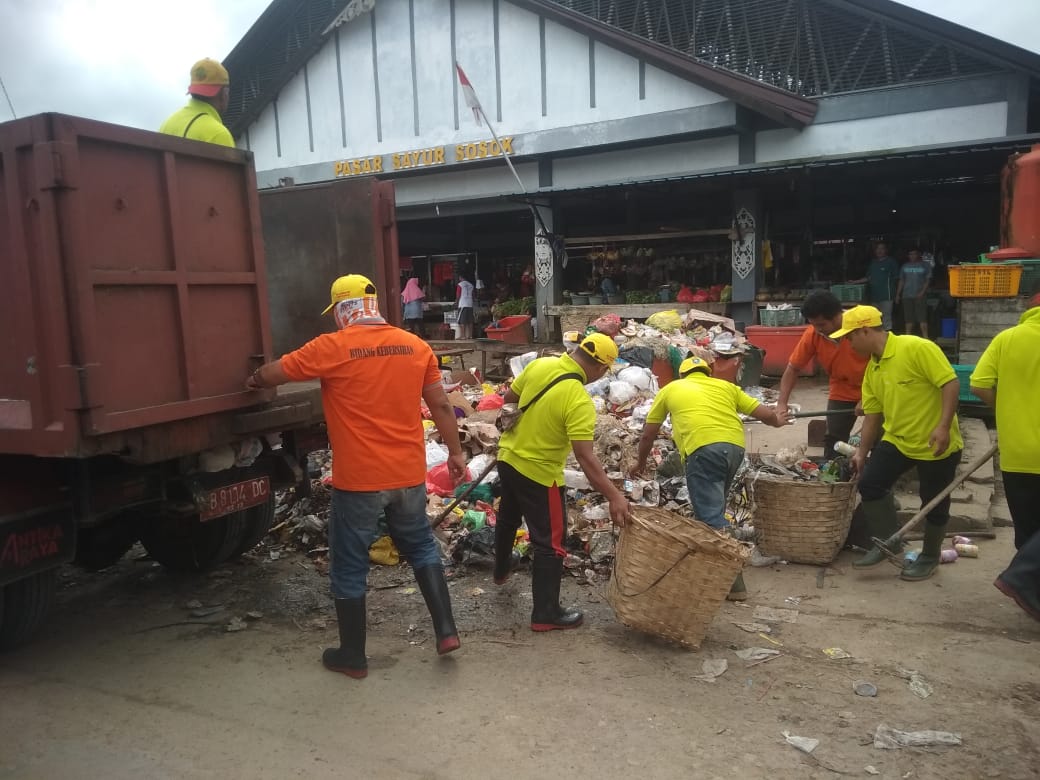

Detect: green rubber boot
[853, 495, 903, 569]
[901, 522, 946, 582]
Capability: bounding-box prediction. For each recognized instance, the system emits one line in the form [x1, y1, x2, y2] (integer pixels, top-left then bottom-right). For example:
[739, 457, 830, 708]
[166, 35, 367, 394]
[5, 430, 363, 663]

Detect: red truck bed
[0, 113, 273, 458]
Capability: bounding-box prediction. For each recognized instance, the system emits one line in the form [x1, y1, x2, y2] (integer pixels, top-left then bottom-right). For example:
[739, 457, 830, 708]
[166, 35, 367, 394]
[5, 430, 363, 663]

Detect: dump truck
[0, 113, 400, 649]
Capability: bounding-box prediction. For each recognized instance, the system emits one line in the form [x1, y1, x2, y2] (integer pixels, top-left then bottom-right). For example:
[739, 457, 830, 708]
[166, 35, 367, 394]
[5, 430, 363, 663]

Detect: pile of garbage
[267, 310, 800, 579]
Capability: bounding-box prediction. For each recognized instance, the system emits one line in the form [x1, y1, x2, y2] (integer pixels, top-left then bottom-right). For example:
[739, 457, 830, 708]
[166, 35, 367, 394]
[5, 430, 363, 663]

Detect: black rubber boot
[414, 565, 461, 655]
[493, 524, 520, 585]
[530, 555, 583, 632]
[994, 530, 1040, 622]
[853, 495, 903, 569]
[322, 597, 368, 679]
[901, 522, 946, 581]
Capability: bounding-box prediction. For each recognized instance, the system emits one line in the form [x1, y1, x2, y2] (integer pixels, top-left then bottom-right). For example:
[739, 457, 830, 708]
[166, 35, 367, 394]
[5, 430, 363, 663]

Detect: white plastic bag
[585, 375, 612, 397]
[425, 442, 449, 469]
[617, 366, 652, 390]
[563, 468, 591, 490]
[466, 453, 497, 483]
[607, 380, 638, 405]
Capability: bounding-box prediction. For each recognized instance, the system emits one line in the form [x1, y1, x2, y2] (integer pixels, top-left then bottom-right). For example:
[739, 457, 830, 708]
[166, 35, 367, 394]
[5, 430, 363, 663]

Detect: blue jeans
[685, 443, 746, 530]
[329, 485, 441, 599]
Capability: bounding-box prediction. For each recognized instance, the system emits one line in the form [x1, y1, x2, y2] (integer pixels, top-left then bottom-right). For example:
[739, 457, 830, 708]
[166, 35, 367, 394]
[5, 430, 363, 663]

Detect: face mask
[334, 297, 383, 329]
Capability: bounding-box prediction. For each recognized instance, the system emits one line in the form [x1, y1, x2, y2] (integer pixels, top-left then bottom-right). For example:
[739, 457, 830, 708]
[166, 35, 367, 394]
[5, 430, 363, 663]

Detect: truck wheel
[0, 569, 58, 651]
[74, 516, 139, 572]
[230, 495, 276, 559]
[139, 512, 248, 572]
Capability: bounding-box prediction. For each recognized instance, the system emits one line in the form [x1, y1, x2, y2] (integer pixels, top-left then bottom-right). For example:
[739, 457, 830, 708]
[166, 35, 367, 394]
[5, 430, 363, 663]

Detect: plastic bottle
[834, 441, 857, 457]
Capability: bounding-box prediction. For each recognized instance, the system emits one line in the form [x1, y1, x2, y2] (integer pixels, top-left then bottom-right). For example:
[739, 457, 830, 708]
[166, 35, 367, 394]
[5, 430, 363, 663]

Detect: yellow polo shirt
[646, 372, 760, 457]
[969, 307, 1040, 474]
[497, 353, 595, 487]
[861, 334, 963, 460]
[159, 98, 234, 147]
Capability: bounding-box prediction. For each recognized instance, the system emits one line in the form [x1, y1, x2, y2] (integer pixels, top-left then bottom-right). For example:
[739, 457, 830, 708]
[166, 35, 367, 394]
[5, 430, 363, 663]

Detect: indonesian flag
[455, 62, 483, 125]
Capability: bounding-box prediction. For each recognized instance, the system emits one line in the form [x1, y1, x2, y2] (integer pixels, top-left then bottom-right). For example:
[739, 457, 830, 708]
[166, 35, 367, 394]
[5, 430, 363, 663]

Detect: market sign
[333, 136, 516, 178]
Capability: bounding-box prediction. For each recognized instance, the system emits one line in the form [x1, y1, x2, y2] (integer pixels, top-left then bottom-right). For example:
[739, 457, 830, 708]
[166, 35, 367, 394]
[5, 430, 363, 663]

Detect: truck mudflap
[0, 506, 76, 587]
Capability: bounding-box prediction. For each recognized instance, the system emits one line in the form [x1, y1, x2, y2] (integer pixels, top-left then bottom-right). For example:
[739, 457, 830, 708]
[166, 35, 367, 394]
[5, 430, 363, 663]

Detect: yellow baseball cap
[829, 304, 883, 338]
[578, 332, 618, 366]
[188, 58, 230, 98]
[679, 356, 711, 377]
[322, 274, 377, 314]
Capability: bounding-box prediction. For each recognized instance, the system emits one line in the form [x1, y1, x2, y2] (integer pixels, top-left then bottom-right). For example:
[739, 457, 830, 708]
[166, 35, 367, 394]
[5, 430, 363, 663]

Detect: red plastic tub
[485, 315, 534, 344]
[745, 325, 816, 377]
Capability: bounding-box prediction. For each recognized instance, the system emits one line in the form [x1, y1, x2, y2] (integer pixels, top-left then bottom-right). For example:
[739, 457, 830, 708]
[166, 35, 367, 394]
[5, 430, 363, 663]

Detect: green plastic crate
[830, 283, 865, 302]
[1019, 259, 1040, 296]
[953, 364, 979, 403]
[759, 308, 803, 327]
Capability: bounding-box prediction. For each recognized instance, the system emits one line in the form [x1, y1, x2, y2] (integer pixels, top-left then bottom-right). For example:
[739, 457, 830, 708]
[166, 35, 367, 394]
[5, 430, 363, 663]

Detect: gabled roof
[548, 0, 1040, 97]
[223, 0, 1040, 138]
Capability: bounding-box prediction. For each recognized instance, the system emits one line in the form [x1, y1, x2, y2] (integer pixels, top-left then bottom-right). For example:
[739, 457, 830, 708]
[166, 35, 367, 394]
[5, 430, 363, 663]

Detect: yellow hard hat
[322, 274, 377, 314]
[577, 332, 618, 366]
[679, 356, 712, 377]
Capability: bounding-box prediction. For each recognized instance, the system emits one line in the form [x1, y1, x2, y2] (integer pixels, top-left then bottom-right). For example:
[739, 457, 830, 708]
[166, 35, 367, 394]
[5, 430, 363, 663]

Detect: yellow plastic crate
[948, 264, 1022, 298]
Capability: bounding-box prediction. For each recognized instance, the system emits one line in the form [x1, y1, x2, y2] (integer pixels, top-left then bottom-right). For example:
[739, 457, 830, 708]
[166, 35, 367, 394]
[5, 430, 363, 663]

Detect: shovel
[868, 442, 998, 567]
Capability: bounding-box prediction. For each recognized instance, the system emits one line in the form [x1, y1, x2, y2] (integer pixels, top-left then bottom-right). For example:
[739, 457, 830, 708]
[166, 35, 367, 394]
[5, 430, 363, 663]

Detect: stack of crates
[830, 283, 865, 302]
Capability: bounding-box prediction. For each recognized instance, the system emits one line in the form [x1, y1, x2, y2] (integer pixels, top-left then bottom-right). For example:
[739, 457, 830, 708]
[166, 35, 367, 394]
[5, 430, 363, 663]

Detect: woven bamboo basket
[607, 506, 748, 649]
[749, 475, 857, 564]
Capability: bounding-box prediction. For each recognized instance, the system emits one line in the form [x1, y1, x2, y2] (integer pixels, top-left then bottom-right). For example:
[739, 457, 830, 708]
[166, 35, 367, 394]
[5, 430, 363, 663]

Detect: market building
[223, 0, 1040, 345]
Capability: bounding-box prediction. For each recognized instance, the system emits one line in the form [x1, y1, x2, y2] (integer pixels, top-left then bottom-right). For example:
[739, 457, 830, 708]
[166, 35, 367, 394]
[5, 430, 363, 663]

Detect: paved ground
[2, 381, 1037, 780]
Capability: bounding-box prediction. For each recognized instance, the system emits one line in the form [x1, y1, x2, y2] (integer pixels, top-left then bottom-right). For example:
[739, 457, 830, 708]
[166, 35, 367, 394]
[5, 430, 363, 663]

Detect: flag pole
[457, 61, 551, 236]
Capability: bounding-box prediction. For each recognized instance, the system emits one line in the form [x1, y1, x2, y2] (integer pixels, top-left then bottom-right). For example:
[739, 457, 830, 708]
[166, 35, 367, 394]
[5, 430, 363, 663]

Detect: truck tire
[0, 569, 58, 651]
[139, 512, 248, 572]
[74, 516, 139, 572]
[230, 495, 276, 559]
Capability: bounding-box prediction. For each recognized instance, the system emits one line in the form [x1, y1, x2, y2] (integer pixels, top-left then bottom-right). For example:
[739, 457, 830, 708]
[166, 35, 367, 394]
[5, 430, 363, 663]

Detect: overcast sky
[1, 0, 1038, 130]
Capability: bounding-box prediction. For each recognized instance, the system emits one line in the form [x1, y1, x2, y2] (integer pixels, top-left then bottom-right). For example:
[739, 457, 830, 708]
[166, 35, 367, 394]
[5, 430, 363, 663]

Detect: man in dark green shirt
[854, 242, 899, 331]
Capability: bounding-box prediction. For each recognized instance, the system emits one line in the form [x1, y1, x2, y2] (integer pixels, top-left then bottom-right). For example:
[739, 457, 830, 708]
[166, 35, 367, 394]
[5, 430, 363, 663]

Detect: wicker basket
[607, 506, 748, 649]
[749, 475, 857, 564]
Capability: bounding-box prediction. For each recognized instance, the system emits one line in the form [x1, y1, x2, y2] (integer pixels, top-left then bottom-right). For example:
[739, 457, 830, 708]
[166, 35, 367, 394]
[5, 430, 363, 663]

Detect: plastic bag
[563, 469, 592, 490]
[426, 462, 471, 497]
[585, 375, 613, 397]
[607, 380, 638, 405]
[645, 310, 682, 332]
[676, 284, 696, 303]
[369, 536, 400, 566]
[591, 313, 622, 337]
[425, 441, 449, 469]
[466, 454, 497, 483]
[509, 351, 538, 378]
[617, 366, 652, 390]
[475, 393, 504, 411]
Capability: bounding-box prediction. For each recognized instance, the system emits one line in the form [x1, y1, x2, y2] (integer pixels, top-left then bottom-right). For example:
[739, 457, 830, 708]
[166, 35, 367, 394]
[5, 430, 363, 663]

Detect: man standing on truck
[970, 293, 1040, 622]
[775, 291, 868, 458]
[159, 58, 235, 148]
[246, 274, 467, 678]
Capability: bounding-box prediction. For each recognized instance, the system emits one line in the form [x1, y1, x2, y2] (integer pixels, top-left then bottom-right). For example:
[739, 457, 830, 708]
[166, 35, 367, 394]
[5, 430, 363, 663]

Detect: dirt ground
[2, 382, 1038, 780]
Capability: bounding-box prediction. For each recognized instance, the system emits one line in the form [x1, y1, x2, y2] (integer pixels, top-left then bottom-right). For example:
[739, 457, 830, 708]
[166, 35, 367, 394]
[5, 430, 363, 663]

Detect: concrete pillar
[532, 202, 561, 343]
[730, 189, 762, 328]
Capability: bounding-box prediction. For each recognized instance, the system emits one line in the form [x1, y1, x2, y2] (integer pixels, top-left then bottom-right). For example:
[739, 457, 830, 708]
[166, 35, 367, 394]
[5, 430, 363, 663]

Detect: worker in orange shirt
[775, 291, 869, 458]
[245, 275, 467, 679]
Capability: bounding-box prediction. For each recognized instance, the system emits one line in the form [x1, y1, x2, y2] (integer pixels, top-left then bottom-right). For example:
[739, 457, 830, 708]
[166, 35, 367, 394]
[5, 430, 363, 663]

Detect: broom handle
[884, 443, 998, 543]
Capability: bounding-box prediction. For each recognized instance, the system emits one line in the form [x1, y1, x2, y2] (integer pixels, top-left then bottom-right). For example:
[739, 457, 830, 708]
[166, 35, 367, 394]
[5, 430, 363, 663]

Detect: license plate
[200, 476, 270, 521]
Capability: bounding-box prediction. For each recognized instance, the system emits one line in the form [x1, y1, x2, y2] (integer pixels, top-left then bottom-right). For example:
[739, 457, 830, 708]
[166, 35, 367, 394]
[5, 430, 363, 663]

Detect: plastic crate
[759, 308, 803, 327]
[484, 314, 533, 344]
[948, 264, 1022, 298]
[830, 283, 865, 302]
[443, 310, 460, 324]
[953, 364, 979, 403]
